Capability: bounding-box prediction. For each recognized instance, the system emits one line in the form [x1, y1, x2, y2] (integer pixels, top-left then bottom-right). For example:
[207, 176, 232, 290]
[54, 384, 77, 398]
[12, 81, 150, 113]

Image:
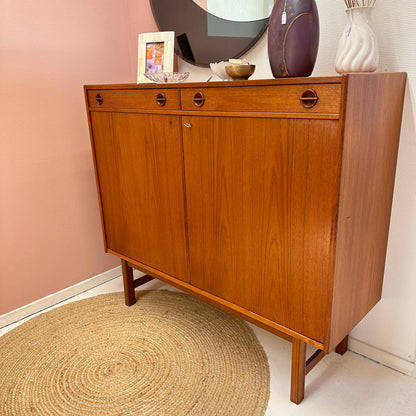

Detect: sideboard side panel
[329, 73, 407, 351]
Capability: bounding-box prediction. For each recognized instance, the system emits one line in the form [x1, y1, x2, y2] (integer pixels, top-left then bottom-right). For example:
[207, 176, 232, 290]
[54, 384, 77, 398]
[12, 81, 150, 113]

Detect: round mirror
[150, 0, 272, 67]
[192, 0, 273, 21]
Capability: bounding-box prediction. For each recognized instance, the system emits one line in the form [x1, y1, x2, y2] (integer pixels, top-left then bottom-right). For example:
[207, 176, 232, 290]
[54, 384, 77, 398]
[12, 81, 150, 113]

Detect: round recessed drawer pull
[95, 93, 104, 105]
[193, 92, 205, 107]
[299, 89, 319, 108]
[156, 92, 167, 106]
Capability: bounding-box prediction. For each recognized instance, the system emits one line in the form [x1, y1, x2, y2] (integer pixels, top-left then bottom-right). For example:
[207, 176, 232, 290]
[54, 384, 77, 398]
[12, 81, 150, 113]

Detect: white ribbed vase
[335, 7, 379, 74]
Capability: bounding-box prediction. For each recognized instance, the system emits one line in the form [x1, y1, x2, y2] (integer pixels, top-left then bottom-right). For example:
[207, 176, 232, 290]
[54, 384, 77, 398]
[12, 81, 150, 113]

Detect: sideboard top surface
[84, 75, 344, 91]
[84, 73, 405, 92]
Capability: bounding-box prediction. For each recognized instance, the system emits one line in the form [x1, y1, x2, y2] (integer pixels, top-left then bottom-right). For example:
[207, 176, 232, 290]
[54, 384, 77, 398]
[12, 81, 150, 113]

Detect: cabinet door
[90, 112, 189, 282]
[183, 116, 340, 342]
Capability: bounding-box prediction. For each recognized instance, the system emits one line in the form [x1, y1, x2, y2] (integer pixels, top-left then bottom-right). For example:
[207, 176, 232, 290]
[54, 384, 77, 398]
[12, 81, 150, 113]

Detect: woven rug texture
[0, 290, 270, 415]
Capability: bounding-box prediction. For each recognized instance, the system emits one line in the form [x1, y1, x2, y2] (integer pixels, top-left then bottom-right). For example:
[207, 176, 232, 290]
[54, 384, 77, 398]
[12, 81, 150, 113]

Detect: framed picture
[137, 31, 175, 83]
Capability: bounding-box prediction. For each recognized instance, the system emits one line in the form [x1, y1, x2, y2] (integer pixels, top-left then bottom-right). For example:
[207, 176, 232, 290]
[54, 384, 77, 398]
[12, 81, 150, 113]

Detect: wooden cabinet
[85, 73, 406, 404]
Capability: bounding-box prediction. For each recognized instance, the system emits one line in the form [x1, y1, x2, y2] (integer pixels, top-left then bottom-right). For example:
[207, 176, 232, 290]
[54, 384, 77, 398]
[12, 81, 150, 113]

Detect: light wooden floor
[2, 275, 416, 415]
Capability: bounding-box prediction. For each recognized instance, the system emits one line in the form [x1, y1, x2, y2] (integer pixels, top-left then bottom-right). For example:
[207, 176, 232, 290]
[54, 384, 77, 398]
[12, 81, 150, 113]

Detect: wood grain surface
[183, 115, 340, 342]
[90, 111, 189, 282]
[329, 72, 407, 351]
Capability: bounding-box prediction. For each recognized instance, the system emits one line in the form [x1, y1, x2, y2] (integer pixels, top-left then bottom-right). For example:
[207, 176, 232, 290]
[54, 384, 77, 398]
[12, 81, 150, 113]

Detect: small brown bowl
[225, 64, 256, 80]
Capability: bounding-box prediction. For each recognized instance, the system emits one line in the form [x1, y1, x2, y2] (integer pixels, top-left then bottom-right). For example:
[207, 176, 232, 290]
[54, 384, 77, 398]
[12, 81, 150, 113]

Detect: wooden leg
[289, 336, 345, 404]
[121, 259, 136, 306]
[335, 335, 349, 355]
[290, 338, 307, 405]
[121, 260, 156, 306]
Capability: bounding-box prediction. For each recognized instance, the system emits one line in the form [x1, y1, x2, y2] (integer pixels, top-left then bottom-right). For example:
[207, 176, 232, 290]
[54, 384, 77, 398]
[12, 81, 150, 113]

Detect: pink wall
[0, 0, 157, 314]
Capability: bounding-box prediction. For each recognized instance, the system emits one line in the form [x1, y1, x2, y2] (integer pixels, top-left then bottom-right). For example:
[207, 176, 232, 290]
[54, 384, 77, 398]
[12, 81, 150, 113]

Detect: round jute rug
[0, 290, 270, 415]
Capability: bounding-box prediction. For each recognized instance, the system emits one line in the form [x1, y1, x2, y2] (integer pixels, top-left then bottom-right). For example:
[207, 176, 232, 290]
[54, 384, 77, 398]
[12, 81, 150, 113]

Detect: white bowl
[209, 62, 233, 81]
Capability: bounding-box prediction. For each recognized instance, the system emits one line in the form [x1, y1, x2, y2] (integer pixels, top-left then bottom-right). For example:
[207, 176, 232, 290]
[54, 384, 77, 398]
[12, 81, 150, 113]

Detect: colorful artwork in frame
[137, 31, 174, 83]
[146, 42, 164, 73]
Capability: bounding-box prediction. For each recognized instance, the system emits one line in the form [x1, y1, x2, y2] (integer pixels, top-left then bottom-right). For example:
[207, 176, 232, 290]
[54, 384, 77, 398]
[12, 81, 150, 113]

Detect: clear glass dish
[144, 72, 190, 83]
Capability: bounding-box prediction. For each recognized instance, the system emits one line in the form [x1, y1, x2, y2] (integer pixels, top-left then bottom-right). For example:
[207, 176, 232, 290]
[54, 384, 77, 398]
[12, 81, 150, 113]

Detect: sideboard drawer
[181, 83, 341, 114]
[87, 89, 181, 110]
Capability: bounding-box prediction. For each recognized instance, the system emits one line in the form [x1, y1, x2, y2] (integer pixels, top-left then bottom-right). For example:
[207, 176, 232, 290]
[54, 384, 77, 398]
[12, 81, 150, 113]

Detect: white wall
[178, 0, 416, 376]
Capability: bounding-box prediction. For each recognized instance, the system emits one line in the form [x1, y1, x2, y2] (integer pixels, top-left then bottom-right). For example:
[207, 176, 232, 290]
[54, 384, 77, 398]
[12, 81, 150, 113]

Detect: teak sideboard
[84, 73, 406, 404]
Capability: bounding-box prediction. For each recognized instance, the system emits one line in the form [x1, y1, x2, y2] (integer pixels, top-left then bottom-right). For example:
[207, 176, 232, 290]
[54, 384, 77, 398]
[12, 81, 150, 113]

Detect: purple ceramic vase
[268, 0, 319, 78]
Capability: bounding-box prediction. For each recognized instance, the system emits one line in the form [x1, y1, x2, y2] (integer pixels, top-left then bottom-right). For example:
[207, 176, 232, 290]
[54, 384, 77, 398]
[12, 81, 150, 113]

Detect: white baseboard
[349, 336, 416, 378]
[0, 266, 122, 329]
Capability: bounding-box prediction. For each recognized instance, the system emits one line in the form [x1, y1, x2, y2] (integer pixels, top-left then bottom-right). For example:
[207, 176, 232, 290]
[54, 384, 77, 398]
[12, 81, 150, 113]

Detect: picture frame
[137, 31, 175, 83]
